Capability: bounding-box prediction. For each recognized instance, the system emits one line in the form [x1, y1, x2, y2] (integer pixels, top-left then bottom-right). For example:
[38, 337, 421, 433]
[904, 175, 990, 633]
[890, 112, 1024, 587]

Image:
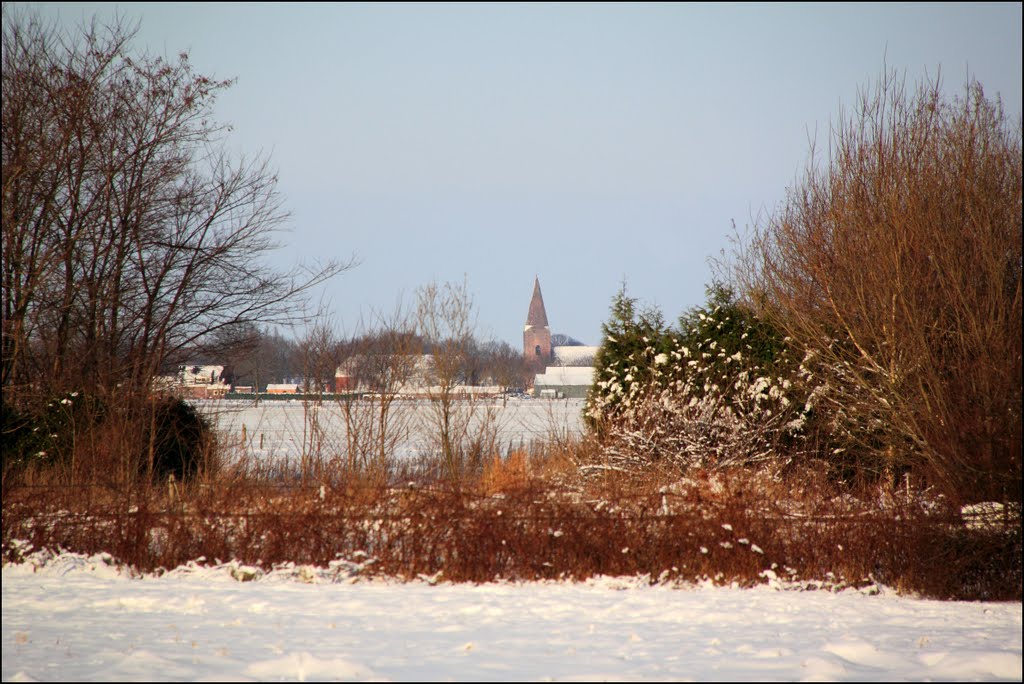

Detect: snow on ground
[3, 550, 1021, 681]
[198, 398, 585, 466]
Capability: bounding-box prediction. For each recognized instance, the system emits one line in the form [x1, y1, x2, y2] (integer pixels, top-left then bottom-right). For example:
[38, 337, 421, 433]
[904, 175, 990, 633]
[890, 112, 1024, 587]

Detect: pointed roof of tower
[526, 276, 549, 328]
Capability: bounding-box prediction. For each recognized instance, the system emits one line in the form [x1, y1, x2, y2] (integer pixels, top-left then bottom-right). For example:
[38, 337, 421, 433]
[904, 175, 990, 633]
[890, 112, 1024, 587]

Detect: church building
[523, 277, 599, 398]
[523, 276, 552, 368]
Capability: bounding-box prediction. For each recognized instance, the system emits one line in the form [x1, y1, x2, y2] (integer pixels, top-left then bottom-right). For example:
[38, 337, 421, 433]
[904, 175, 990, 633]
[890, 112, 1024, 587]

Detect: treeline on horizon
[206, 326, 585, 392]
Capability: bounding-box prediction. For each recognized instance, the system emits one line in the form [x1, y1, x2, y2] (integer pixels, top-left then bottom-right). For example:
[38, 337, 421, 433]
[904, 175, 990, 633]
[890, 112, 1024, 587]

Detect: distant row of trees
[210, 321, 533, 394]
[275, 281, 539, 483]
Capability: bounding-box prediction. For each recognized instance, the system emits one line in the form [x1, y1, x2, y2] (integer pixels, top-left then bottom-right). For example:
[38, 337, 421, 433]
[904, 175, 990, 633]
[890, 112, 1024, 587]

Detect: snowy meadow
[3, 548, 1021, 682]
[4, 404, 1021, 682]
[199, 397, 585, 468]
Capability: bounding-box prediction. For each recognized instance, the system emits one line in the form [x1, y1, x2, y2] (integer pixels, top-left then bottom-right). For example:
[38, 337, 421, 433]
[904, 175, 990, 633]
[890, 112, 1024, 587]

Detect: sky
[24, 2, 1024, 347]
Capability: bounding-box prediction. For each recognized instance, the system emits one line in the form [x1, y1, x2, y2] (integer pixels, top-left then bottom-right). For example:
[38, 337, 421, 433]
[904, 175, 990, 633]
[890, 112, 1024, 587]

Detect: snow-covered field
[199, 397, 585, 466]
[3, 550, 1021, 682]
[6, 401, 1020, 680]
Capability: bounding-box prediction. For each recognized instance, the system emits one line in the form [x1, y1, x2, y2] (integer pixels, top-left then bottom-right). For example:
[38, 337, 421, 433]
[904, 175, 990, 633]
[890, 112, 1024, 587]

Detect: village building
[157, 364, 230, 399]
[533, 365, 595, 399]
[335, 354, 502, 399]
[265, 383, 301, 395]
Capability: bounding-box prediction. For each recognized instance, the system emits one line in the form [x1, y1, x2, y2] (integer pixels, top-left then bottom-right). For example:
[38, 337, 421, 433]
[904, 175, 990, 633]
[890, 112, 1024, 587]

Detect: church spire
[524, 276, 552, 365]
[525, 276, 549, 329]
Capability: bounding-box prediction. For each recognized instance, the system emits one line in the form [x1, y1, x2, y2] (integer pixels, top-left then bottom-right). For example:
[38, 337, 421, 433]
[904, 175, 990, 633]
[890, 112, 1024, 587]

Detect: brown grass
[4, 449, 1019, 600]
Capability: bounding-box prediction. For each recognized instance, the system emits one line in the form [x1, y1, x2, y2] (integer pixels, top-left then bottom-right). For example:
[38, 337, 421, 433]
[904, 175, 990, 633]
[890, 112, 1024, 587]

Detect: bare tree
[550, 334, 584, 347]
[415, 278, 480, 481]
[209, 321, 261, 388]
[733, 70, 1021, 501]
[2, 9, 352, 411]
[477, 340, 530, 393]
[294, 311, 344, 482]
[295, 313, 342, 399]
[337, 303, 420, 481]
[2, 9, 352, 486]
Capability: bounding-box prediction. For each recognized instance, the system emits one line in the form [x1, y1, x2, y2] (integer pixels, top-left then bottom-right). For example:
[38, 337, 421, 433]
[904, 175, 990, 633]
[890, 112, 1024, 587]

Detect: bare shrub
[336, 304, 420, 482]
[415, 278, 500, 482]
[734, 71, 1022, 501]
[5, 463, 1019, 599]
[291, 312, 344, 483]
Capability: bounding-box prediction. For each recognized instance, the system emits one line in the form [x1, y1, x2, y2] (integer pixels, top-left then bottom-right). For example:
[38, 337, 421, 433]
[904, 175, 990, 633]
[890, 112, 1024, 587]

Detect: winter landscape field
[4, 4, 1020, 682]
[5, 400, 1018, 681]
[5, 399, 1022, 681]
[199, 398, 586, 467]
[3, 547, 1021, 682]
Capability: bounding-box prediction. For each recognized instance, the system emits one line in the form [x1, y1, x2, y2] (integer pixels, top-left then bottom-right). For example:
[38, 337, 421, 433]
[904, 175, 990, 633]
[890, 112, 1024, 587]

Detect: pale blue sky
[27, 3, 1024, 346]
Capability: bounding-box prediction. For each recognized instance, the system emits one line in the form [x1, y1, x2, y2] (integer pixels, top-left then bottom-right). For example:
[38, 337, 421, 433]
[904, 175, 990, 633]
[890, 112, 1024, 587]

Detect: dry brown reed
[4, 450, 1019, 600]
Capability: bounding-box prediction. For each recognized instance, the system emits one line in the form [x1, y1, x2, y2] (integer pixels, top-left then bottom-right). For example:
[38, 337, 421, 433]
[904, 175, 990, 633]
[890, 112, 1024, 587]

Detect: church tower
[524, 276, 552, 367]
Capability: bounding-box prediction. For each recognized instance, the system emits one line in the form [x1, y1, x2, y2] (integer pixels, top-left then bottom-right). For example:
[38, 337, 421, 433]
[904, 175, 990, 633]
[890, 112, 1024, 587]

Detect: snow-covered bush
[586, 286, 675, 428]
[588, 284, 816, 472]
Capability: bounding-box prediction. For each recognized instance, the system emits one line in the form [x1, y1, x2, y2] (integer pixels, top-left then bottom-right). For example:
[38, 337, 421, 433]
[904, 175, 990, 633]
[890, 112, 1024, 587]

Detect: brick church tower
[524, 276, 552, 368]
